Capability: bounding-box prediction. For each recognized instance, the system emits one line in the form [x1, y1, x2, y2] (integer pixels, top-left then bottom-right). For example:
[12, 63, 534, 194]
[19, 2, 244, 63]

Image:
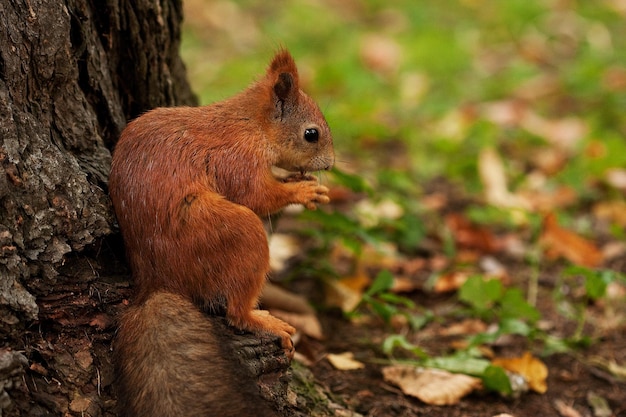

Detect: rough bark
[0, 0, 195, 415]
[0, 1, 349, 416]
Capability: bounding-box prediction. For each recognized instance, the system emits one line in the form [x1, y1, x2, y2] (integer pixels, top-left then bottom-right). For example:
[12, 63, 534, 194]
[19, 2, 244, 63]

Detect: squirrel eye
[304, 128, 319, 143]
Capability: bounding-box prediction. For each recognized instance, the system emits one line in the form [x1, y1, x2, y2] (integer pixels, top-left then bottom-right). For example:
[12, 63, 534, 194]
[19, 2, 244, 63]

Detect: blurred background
[181, 0, 626, 201]
[178, 1, 626, 408]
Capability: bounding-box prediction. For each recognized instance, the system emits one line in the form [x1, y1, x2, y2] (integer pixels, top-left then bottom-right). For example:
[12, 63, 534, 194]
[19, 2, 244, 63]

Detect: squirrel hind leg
[226, 301, 296, 357]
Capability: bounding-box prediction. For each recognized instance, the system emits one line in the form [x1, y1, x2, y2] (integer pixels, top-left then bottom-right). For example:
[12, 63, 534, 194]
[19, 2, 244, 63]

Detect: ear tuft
[274, 72, 294, 101]
[268, 49, 299, 78]
[268, 49, 299, 94]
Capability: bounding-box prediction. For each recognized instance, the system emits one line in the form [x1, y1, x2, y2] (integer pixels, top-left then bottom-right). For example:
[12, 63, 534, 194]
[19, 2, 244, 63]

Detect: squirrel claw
[292, 181, 330, 209]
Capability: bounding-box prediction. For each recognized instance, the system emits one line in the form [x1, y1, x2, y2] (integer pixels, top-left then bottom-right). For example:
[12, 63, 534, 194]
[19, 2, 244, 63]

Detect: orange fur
[109, 49, 334, 354]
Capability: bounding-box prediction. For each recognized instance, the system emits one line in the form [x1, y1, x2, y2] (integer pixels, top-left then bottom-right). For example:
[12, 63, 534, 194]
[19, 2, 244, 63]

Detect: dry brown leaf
[360, 34, 402, 75]
[432, 271, 470, 293]
[530, 147, 568, 175]
[553, 399, 583, 417]
[593, 200, 626, 227]
[481, 100, 527, 126]
[519, 186, 577, 212]
[478, 147, 531, 210]
[326, 352, 365, 371]
[521, 113, 587, 151]
[440, 318, 488, 336]
[602, 66, 626, 90]
[539, 212, 603, 267]
[479, 256, 511, 284]
[89, 313, 113, 330]
[270, 310, 323, 340]
[492, 352, 548, 394]
[269, 234, 299, 273]
[421, 192, 448, 211]
[382, 365, 482, 405]
[325, 277, 365, 313]
[446, 212, 502, 253]
[391, 276, 420, 293]
[262, 283, 315, 315]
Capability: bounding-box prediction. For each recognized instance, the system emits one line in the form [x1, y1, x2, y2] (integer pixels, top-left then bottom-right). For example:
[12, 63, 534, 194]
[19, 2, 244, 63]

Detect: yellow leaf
[492, 352, 548, 394]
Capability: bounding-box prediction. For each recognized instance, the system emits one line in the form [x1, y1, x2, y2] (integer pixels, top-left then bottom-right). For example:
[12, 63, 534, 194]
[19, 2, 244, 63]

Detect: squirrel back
[114, 292, 280, 417]
[109, 50, 334, 415]
[109, 49, 333, 351]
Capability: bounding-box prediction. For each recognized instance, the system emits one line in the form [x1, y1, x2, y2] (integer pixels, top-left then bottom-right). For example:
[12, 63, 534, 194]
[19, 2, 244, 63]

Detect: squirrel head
[260, 49, 334, 173]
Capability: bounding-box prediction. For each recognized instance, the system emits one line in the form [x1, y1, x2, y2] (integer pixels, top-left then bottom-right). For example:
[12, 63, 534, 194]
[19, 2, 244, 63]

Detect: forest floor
[270, 176, 626, 417]
[177, 1, 626, 414]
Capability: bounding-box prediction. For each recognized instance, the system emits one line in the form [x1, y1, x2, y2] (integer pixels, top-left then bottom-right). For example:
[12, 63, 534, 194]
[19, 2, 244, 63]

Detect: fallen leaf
[605, 168, 626, 191]
[602, 66, 626, 90]
[89, 313, 113, 330]
[521, 112, 587, 151]
[432, 271, 470, 293]
[439, 318, 488, 336]
[587, 391, 612, 417]
[325, 274, 367, 313]
[492, 352, 548, 394]
[588, 356, 626, 382]
[593, 200, 626, 228]
[519, 186, 577, 212]
[269, 234, 300, 273]
[391, 276, 421, 293]
[382, 365, 482, 405]
[262, 283, 315, 315]
[478, 147, 531, 210]
[270, 310, 323, 340]
[445, 212, 502, 253]
[29, 362, 48, 376]
[360, 34, 402, 75]
[481, 99, 527, 126]
[539, 212, 603, 267]
[354, 198, 404, 228]
[326, 352, 365, 371]
[480, 256, 510, 283]
[553, 399, 583, 417]
[530, 147, 568, 175]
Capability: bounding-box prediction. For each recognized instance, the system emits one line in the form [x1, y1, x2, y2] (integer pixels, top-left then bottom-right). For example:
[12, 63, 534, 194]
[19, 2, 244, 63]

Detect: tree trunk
[0, 0, 196, 415]
[0, 1, 351, 416]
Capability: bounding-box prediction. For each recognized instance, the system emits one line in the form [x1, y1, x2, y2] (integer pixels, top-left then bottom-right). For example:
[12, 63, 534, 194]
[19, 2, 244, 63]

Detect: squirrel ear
[268, 49, 299, 98]
[274, 72, 294, 101]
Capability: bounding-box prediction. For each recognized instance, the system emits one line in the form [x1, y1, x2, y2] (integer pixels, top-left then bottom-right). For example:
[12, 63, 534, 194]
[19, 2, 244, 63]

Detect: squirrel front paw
[290, 180, 330, 210]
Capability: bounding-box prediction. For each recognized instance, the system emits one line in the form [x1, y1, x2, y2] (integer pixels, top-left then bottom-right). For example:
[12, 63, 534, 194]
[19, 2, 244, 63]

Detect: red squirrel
[109, 49, 333, 415]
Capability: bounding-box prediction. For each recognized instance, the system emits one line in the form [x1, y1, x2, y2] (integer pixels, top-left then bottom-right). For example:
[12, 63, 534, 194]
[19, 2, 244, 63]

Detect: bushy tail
[114, 292, 279, 417]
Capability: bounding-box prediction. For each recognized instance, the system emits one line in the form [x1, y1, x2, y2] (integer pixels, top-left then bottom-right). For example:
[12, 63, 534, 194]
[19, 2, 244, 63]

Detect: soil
[309, 299, 626, 417]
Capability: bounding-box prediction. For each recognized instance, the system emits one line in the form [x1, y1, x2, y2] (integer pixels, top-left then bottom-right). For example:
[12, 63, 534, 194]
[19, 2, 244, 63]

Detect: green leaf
[498, 318, 531, 337]
[459, 276, 503, 312]
[382, 334, 428, 358]
[331, 167, 373, 195]
[585, 272, 608, 300]
[407, 311, 434, 331]
[500, 288, 541, 323]
[367, 298, 397, 323]
[423, 355, 491, 376]
[366, 270, 395, 296]
[378, 292, 416, 309]
[482, 365, 513, 395]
